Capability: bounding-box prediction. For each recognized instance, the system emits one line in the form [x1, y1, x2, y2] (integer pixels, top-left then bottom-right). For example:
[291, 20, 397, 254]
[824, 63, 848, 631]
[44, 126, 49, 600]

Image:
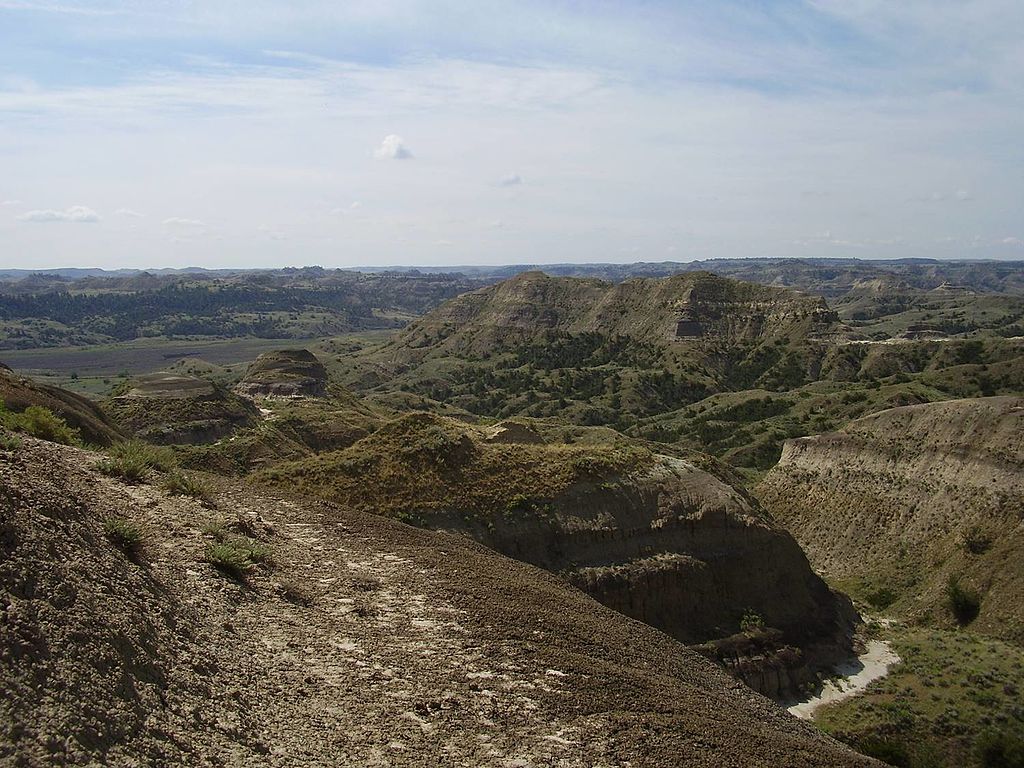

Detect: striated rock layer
[234, 349, 329, 399]
[104, 372, 259, 444]
[758, 396, 1024, 643]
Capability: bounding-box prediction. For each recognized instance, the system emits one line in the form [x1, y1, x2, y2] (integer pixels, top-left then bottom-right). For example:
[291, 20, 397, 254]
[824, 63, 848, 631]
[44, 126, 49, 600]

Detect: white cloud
[1, 200, 22, 206]
[17, 206, 99, 223]
[162, 217, 206, 228]
[497, 173, 523, 187]
[1000, 237, 1023, 246]
[954, 189, 973, 201]
[115, 207, 145, 217]
[374, 134, 413, 160]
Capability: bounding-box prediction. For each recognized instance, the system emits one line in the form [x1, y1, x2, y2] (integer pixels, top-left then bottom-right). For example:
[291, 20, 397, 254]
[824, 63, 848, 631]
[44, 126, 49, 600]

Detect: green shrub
[103, 518, 142, 554]
[947, 575, 982, 626]
[0, 401, 80, 445]
[0, 431, 21, 450]
[975, 729, 1024, 768]
[162, 470, 210, 501]
[202, 525, 271, 578]
[97, 440, 176, 483]
[740, 610, 766, 633]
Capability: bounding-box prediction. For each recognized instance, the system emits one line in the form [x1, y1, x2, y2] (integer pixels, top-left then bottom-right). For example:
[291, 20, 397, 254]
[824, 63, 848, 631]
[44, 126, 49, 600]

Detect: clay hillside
[257, 411, 857, 699]
[757, 397, 1024, 642]
[0, 436, 874, 767]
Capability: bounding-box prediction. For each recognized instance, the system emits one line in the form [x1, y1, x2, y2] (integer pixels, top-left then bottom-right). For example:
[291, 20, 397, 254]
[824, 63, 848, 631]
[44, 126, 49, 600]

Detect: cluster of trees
[0, 274, 482, 345]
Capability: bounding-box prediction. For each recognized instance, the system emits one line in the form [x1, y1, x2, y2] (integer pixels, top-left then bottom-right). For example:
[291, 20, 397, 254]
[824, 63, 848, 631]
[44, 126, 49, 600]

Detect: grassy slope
[815, 624, 1024, 768]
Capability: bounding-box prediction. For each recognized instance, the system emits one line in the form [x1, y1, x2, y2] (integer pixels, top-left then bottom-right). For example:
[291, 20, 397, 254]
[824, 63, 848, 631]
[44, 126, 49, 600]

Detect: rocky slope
[258, 412, 857, 698]
[0, 435, 875, 767]
[0, 362, 123, 445]
[104, 372, 259, 445]
[757, 397, 1024, 642]
[234, 349, 329, 398]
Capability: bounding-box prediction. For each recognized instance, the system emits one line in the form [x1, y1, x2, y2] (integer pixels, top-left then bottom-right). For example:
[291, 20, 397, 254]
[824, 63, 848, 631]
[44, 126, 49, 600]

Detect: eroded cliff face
[758, 397, 1024, 643]
[233, 349, 329, 399]
[389, 271, 840, 363]
[440, 455, 856, 698]
[258, 413, 857, 698]
[104, 372, 259, 444]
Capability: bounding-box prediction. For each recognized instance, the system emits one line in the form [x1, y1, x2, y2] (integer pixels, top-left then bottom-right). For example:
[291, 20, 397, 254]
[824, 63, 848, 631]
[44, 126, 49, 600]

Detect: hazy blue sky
[1, 1, 1022, 268]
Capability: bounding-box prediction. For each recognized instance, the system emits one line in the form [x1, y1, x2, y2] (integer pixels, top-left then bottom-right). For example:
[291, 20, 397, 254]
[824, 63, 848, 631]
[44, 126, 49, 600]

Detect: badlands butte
[1, 259, 1023, 767]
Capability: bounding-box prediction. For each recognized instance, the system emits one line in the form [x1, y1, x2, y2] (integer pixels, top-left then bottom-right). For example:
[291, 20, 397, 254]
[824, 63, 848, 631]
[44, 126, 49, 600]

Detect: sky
[1, 1, 1022, 269]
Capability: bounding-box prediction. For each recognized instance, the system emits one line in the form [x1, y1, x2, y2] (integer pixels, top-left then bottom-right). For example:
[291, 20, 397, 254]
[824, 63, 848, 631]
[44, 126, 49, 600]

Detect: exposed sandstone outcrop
[104, 372, 259, 445]
[758, 396, 1024, 642]
[0, 436, 874, 767]
[234, 349, 328, 399]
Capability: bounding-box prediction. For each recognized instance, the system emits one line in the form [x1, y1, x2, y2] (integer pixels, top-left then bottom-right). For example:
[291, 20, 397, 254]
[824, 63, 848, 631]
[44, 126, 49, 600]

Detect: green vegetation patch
[256, 411, 653, 521]
[0, 401, 80, 445]
[815, 627, 1024, 768]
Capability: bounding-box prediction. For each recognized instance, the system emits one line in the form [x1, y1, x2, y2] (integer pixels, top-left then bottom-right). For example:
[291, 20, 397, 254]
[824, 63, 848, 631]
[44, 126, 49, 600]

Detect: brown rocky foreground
[0, 437, 875, 767]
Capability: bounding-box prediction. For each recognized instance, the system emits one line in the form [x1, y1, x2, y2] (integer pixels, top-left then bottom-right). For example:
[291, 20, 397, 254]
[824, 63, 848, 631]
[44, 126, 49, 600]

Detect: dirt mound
[258, 412, 857, 698]
[104, 372, 258, 445]
[0, 437, 873, 766]
[758, 396, 1024, 642]
[0, 364, 123, 445]
[235, 349, 328, 398]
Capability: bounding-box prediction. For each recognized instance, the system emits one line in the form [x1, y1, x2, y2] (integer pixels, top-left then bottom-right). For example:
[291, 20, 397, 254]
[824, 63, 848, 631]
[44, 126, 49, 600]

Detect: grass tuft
[162, 470, 211, 501]
[97, 440, 176, 483]
[103, 517, 142, 554]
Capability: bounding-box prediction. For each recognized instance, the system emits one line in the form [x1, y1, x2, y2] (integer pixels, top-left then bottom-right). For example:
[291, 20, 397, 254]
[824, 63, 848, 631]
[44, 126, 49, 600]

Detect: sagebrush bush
[974, 729, 1024, 768]
[0, 430, 21, 450]
[103, 517, 142, 554]
[202, 520, 271, 578]
[0, 401, 80, 445]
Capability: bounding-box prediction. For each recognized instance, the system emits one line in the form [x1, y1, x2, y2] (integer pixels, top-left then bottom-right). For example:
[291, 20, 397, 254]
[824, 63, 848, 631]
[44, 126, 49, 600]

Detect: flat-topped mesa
[104, 372, 258, 445]
[234, 349, 329, 399]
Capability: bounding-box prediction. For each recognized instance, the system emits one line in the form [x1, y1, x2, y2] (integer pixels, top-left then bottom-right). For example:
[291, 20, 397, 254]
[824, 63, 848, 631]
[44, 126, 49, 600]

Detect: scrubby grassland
[257, 412, 653, 522]
[815, 626, 1024, 768]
